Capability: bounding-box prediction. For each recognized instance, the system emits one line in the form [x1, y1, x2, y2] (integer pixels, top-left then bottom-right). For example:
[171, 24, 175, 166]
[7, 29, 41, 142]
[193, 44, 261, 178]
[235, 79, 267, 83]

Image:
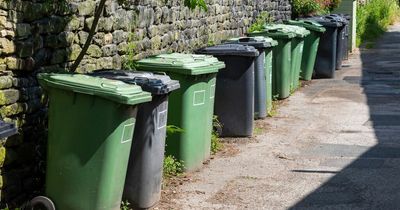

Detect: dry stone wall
[0, 0, 290, 206]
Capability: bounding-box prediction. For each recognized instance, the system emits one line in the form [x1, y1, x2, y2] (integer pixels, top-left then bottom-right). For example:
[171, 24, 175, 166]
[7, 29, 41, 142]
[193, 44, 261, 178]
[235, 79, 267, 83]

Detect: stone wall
[0, 0, 290, 207]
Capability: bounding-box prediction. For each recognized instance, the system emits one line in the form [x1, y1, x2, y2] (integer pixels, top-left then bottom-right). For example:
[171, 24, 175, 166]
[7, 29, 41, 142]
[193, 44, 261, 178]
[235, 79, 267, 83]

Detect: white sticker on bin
[157, 109, 167, 130]
[210, 84, 215, 99]
[121, 123, 135, 144]
[193, 90, 206, 106]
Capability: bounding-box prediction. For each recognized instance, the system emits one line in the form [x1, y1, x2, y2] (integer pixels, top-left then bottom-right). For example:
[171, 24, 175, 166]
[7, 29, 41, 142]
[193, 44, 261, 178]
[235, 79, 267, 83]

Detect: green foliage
[184, 0, 207, 11]
[248, 11, 274, 33]
[292, 0, 324, 18]
[268, 101, 280, 117]
[356, 0, 400, 46]
[166, 125, 185, 136]
[163, 155, 184, 177]
[291, 0, 342, 18]
[211, 115, 223, 154]
[253, 126, 263, 135]
[120, 201, 131, 210]
[123, 32, 139, 70]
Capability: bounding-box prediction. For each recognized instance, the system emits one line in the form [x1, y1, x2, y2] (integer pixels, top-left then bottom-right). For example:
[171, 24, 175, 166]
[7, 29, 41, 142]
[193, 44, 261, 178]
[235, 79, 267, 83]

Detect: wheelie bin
[225, 37, 278, 119]
[196, 44, 259, 137]
[35, 73, 152, 210]
[248, 26, 296, 99]
[325, 14, 348, 70]
[275, 24, 310, 91]
[285, 20, 326, 81]
[88, 70, 180, 209]
[135, 53, 225, 171]
[329, 14, 350, 60]
[302, 16, 343, 78]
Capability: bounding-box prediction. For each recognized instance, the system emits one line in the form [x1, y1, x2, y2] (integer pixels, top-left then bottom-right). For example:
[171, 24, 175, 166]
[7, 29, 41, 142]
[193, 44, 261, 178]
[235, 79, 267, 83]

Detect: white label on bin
[158, 109, 168, 130]
[193, 90, 205, 106]
[210, 84, 215, 99]
[121, 123, 135, 144]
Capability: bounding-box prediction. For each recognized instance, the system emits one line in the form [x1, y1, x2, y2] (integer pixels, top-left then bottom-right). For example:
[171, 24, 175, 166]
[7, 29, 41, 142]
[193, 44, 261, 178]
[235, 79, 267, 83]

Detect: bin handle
[303, 20, 314, 25]
[101, 82, 118, 90]
[154, 71, 167, 76]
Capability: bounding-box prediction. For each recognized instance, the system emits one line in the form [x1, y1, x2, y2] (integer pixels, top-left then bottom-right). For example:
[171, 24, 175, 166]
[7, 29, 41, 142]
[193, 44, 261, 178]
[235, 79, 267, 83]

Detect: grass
[163, 155, 184, 177]
[356, 0, 400, 47]
[211, 115, 223, 154]
[253, 126, 263, 135]
[268, 100, 281, 117]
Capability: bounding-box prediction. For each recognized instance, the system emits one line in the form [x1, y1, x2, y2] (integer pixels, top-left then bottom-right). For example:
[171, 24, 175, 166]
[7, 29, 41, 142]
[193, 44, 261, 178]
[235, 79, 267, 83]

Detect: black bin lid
[325, 14, 349, 25]
[0, 121, 17, 139]
[224, 37, 277, 49]
[302, 16, 343, 28]
[196, 44, 259, 57]
[89, 70, 180, 95]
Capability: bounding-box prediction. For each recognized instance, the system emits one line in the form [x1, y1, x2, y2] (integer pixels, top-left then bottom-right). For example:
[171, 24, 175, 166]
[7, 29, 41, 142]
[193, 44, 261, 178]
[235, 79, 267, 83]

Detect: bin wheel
[30, 196, 55, 210]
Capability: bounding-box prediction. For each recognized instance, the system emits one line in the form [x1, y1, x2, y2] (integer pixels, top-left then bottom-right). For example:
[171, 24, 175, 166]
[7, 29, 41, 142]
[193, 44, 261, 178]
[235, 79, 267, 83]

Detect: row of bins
[32, 13, 352, 210]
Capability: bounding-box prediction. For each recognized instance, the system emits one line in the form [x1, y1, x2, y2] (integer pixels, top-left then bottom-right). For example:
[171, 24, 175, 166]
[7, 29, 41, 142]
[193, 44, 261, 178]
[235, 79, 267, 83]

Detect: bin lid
[325, 14, 349, 24]
[302, 16, 343, 28]
[196, 44, 259, 57]
[37, 73, 152, 105]
[271, 24, 311, 38]
[0, 121, 17, 139]
[225, 36, 278, 49]
[135, 53, 225, 76]
[248, 26, 296, 39]
[284, 20, 326, 33]
[89, 70, 180, 95]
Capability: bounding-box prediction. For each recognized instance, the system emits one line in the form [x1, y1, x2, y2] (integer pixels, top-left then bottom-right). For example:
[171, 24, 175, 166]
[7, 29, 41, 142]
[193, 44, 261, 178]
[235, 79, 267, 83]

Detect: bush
[292, 0, 342, 18]
[356, 0, 400, 46]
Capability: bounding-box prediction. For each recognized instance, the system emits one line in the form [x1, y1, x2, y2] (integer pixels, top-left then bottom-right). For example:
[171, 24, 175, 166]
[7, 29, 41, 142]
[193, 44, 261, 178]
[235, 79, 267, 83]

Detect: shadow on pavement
[290, 29, 400, 209]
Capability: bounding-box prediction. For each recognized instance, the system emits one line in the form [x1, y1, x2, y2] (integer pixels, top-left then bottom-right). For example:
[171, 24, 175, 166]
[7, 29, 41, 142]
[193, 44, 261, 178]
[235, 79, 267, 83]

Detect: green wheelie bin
[274, 24, 310, 92]
[285, 20, 326, 81]
[35, 74, 152, 210]
[249, 26, 296, 100]
[135, 53, 225, 171]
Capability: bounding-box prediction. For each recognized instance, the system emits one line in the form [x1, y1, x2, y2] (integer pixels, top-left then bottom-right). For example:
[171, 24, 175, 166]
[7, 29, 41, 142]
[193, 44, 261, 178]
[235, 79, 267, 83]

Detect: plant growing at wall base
[184, 0, 207, 11]
[211, 115, 223, 154]
[123, 32, 139, 69]
[163, 155, 184, 177]
[248, 11, 274, 33]
[120, 201, 131, 210]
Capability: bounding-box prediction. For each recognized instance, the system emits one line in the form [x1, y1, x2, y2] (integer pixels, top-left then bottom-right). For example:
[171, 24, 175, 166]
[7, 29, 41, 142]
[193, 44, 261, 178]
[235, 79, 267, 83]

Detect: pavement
[167, 23, 400, 209]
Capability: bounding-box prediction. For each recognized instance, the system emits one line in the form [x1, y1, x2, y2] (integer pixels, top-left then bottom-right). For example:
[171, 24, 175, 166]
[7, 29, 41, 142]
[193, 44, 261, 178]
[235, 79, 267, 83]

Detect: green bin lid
[284, 20, 326, 33]
[270, 24, 311, 38]
[248, 26, 296, 39]
[135, 53, 225, 76]
[37, 73, 152, 105]
[225, 36, 278, 48]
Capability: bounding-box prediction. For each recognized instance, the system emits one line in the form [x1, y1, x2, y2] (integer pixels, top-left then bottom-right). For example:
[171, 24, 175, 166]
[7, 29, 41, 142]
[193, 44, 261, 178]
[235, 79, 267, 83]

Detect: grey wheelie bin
[329, 14, 351, 60]
[35, 73, 152, 210]
[225, 37, 278, 119]
[248, 26, 296, 99]
[88, 70, 180, 209]
[325, 14, 348, 69]
[303, 16, 342, 78]
[196, 44, 259, 137]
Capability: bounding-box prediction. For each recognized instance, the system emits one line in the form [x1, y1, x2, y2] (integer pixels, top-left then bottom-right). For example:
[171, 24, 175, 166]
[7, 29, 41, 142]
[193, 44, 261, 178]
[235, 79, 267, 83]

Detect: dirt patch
[156, 174, 197, 210]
